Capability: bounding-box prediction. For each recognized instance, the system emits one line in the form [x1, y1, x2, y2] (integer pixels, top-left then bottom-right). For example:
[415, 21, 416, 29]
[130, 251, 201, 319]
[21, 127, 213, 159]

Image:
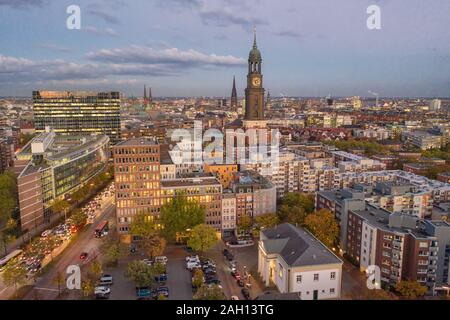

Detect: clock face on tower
[252, 77, 261, 87]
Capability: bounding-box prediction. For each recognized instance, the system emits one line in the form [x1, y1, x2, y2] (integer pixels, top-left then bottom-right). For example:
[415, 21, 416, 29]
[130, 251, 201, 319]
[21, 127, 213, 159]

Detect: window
[313, 274, 319, 281]
[330, 272, 336, 280]
[296, 275, 302, 283]
[330, 288, 335, 294]
[419, 242, 429, 248]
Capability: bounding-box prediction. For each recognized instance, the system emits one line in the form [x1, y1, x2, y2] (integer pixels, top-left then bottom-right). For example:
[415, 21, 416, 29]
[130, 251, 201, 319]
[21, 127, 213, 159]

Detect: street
[22, 198, 115, 300]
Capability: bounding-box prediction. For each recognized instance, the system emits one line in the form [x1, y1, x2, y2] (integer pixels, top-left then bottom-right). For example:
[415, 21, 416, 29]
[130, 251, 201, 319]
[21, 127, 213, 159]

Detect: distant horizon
[2, 94, 449, 101]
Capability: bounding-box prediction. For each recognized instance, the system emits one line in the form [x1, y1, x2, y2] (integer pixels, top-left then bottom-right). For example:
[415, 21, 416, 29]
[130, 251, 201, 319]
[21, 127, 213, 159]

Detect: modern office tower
[17, 129, 109, 231]
[33, 91, 121, 144]
[112, 138, 161, 239]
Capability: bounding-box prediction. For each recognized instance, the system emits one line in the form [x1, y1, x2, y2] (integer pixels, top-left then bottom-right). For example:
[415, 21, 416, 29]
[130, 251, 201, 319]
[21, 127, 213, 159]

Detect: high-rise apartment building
[33, 91, 121, 144]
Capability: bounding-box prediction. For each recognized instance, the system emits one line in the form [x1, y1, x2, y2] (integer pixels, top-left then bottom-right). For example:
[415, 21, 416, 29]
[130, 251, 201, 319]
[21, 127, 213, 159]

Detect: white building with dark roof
[258, 223, 343, 300]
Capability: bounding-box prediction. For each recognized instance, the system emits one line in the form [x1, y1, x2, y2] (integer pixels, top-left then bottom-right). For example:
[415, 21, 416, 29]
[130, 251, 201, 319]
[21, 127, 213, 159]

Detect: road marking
[34, 287, 60, 292]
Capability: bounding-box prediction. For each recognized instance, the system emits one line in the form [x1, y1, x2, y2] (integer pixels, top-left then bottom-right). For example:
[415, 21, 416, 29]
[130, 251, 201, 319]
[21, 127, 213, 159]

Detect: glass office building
[17, 131, 110, 231]
[33, 91, 121, 145]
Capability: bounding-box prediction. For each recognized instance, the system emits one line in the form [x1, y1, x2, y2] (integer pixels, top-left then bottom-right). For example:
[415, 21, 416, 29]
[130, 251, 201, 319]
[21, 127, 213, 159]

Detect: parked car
[136, 287, 152, 298]
[206, 278, 221, 285]
[95, 286, 111, 295]
[237, 279, 245, 287]
[154, 274, 168, 282]
[154, 256, 168, 264]
[241, 288, 251, 300]
[225, 253, 234, 261]
[154, 286, 169, 299]
[186, 261, 201, 270]
[185, 255, 199, 262]
[222, 249, 229, 256]
[99, 274, 113, 286]
[231, 270, 240, 279]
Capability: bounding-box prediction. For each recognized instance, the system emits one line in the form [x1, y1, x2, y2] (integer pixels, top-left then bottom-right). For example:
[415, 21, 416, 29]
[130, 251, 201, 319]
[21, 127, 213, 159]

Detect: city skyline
[0, 0, 449, 98]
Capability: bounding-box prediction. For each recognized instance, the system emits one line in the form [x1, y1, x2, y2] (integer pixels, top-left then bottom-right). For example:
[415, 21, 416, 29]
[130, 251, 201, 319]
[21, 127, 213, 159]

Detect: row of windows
[296, 272, 336, 283]
[114, 147, 159, 155]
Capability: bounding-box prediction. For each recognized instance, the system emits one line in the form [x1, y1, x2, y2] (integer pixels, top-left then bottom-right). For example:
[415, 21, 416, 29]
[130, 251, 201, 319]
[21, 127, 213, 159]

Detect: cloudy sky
[0, 0, 449, 98]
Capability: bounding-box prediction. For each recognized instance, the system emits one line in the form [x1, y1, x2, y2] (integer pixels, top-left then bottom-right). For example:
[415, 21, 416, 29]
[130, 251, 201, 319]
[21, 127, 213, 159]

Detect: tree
[187, 224, 218, 254]
[0, 231, 15, 256]
[130, 213, 166, 258]
[351, 287, 393, 300]
[395, 281, 427, 299]
[277, 192, 314, 222]
[101, 233, 126, 267]
[304, 209, 339, 249]
[0, 218, 17, 256]
[19, 133, 34, 148]
[81, 279, 95, 298]
[89, 259, 103, 281]
[125, 260, 156, 288]
[255, 213, 279, 230]
[2, 263, 28, 298]
[53, 271, 65, 297]
[52, 199, 70, 220]
[70, 209, 87, 228]
[237, 215, 252, 235]
[160, 194, 206, 241]
[192, 269, 204, 289]
[193, 284, 226, 300]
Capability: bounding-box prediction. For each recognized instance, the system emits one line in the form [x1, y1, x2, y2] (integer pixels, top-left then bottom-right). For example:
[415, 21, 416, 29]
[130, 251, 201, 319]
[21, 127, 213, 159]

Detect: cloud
[84, 26, 119, 37]
[200, 7, 268, 29]
[156, 0, 267, 29]
[86, 8, 121, 25]
[0, 0, 48, 8]
[0, 45, 245, 85]
[86, 45, 246, 68]
[37, 43, 71, 53]
[275, 30, 303, 39]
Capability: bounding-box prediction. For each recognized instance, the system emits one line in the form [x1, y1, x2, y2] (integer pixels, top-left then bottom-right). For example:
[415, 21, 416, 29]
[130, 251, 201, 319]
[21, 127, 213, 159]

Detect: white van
[186, 261, 201, 270]
[99, 274, 113, 286]
[154, 256, 168, 265]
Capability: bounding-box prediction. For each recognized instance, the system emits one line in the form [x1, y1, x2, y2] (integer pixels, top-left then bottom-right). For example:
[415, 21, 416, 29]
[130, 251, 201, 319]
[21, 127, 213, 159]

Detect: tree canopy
[126, 260, 158, 288]
[187, 224, 218, 253]
[277, 192, 315, 224]
[395, 281, 427, 299]
[304, 209, 339, 249]
[193, 284, 226, 300]
[160, 194, 205, 241]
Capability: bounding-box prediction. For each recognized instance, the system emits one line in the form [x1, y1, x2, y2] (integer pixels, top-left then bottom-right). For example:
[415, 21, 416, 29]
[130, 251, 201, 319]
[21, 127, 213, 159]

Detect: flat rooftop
[114, 138, 158, 147]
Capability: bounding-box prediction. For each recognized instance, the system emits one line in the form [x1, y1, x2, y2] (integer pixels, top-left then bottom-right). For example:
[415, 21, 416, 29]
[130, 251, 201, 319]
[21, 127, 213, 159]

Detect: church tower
[244, 29, 265, 120]
[231, 76, 238, 111]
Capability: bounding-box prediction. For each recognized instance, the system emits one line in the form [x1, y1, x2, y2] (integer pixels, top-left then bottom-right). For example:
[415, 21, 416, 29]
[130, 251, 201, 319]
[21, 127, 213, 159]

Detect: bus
[95, 220, 109, 238]
[0, 249, 23, 271]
